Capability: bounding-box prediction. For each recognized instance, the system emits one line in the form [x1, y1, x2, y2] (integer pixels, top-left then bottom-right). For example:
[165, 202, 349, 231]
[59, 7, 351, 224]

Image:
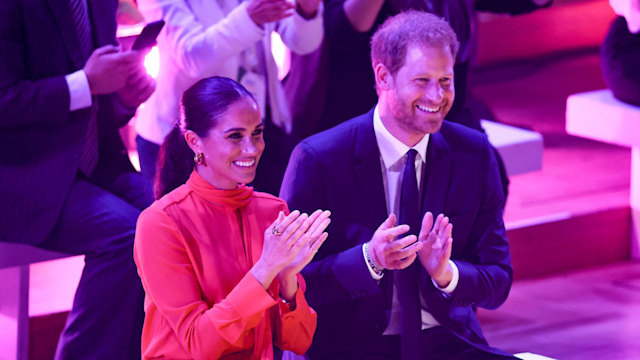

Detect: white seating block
[0, 242, 72, 360]
[515, 352, 558, 360]
[566, 89, 640, 259]
[566, 89, 640, 147]
[481, 120, 544, 176]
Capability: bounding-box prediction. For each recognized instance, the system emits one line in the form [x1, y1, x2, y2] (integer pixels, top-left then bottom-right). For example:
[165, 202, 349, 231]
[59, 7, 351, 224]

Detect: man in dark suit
[0, 0, 155, 358]
[281, 11, 513, 360]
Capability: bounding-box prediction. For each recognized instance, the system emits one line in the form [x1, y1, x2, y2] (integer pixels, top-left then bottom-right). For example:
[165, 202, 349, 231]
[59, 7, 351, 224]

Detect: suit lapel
[422, 129, 452, 216]
[88, 0, 117, 48]
[45, 0, 86, 69]
[353, 111, 388, 227]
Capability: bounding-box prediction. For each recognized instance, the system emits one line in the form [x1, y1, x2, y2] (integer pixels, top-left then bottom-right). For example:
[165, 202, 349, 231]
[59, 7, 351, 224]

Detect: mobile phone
[131, 20, 165, 51]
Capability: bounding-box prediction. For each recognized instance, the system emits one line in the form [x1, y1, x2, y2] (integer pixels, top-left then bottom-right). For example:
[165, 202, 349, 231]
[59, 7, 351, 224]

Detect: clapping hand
[247, 0, 295, 27]
[278, 209, 330, 280]
[366, 214, 423, 271]
[250, 209, 330, 297]
[417, 212, 454, 288]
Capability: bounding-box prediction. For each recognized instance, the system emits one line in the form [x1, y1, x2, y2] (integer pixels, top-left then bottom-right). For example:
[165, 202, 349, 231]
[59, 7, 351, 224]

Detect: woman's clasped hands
[250, 209, 331, 301]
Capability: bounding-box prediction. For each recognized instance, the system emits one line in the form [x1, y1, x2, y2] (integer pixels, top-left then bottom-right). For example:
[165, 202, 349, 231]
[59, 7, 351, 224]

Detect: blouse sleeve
[273, 273, 317, 354]
[134, 207, 279, 359]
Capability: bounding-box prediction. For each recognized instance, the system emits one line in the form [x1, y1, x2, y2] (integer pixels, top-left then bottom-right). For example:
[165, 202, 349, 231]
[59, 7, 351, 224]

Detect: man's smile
[416, 104, 441, 113]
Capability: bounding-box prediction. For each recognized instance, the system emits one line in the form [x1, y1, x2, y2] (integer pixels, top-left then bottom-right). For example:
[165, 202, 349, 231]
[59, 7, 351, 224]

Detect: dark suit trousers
[135, 134, 160, 190]
[327, 327, 516, 360]
[38, 169, 152, 360]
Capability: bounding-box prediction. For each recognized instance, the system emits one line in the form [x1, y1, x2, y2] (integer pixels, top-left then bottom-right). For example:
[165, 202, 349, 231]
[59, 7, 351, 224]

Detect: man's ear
[374, 63, 393, 91]
[184, 130, 201, 154]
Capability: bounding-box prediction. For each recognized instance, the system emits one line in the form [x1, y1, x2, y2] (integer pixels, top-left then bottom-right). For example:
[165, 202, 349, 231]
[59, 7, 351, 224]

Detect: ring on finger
[272, 225, 283, 236]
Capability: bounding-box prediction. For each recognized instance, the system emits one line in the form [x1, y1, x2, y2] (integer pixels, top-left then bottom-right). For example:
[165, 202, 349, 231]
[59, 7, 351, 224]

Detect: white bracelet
[363, 242, 384, 275]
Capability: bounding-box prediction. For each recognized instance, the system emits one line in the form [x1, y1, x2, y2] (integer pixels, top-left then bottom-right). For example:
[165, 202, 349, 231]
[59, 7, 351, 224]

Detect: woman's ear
[184, 130, 200, 154]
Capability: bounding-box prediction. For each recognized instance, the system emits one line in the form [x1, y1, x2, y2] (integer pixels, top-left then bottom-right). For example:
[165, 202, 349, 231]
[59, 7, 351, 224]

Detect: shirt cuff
[362, 244, 383, 280]
[65, 70, 92, 111]
[432, 260, 459, 294]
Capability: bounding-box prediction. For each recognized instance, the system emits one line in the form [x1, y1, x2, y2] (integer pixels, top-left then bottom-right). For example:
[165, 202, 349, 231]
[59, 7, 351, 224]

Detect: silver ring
[272, 225, 283, 236]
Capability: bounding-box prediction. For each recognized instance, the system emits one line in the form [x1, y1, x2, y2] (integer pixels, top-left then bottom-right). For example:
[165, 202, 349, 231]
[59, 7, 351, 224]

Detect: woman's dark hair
[154, 76, 256, 199]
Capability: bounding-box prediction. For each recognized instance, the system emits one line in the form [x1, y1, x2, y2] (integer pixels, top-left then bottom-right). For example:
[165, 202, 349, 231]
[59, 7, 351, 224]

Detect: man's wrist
[433, 260, 459, 294]
[66, 70, 92, 111]
[363, 242, 384, 276]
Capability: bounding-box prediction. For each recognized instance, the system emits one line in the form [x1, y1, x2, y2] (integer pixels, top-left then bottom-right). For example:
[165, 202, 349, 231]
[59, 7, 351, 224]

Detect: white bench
[283, 350, 557, 359]
[515, 352, 557, 360]
[566, 89, 640, 258]
[0, 242, 73, 360]
[481, 120, 544, 176]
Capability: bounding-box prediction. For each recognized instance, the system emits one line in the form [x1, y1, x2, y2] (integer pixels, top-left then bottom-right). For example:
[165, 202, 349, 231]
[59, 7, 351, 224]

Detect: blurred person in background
[0, 0, 155, 358]
[601, 0, 640, 106]
[134, 0, 324, 196]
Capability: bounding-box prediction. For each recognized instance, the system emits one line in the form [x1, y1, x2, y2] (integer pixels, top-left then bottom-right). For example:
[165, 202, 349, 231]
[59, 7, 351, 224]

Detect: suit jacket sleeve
[421, 135, 512, 310]
[281, 141, 383, 307]
[0, 0, 71, 128]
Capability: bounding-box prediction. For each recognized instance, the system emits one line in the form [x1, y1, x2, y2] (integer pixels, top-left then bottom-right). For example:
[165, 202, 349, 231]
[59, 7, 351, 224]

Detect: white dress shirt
[66, 70, 92, 111]
[366, 105, 460, 334]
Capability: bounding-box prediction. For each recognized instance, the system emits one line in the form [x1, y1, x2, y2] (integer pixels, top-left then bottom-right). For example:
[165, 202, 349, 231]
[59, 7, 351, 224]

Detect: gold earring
[194, 152, 204, 165]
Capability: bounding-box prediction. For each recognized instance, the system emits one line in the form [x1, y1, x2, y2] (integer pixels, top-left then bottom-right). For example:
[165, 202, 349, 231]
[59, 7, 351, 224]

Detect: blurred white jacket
[135, 0, 324, 144]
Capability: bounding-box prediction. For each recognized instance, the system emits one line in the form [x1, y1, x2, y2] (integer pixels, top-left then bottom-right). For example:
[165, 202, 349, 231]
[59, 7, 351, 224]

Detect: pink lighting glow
[144, 46, 160, 79]
[271, 32, 290, 80]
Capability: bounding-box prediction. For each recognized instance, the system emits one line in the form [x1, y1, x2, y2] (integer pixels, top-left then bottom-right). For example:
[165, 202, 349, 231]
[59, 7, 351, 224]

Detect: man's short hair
[370, 10, 460, 75]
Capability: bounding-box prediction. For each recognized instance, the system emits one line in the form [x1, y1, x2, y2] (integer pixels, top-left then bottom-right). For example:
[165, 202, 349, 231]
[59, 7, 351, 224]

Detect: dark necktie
[71, 0, 98, 176]
[395, 149, 421, 360]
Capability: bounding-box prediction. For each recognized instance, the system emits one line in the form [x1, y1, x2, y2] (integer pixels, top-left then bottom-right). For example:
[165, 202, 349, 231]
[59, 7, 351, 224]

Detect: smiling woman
[184, 93, 264, 190]
[134, 76, 331, 359]
[154, 76, 259, 198]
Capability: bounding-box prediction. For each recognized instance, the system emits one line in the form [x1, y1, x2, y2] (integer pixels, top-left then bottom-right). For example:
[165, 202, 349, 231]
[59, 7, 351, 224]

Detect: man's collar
[373, 105, 429, 169]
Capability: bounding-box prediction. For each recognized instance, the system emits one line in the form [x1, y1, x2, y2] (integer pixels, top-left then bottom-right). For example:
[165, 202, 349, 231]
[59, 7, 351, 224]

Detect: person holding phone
[134, 76, 329, 359]
[134, 0, 323, 196]
[0, 0, 155, 358]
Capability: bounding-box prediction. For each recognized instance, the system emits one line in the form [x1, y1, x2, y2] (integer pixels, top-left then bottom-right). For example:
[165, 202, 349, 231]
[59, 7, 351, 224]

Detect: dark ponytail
[154, 125, 192, 199]
[154, 76, 256, 199]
